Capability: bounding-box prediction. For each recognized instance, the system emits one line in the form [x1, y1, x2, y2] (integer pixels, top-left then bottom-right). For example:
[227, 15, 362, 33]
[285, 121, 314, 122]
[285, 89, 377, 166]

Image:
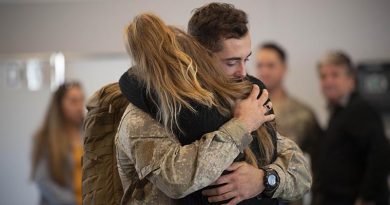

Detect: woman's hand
[233, 85, 275, 133]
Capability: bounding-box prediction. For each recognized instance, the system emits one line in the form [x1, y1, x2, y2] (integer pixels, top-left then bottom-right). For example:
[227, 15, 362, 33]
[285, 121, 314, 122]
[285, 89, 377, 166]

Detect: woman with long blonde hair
[31, 82, 84, 205]
[117, 13, 278, 205]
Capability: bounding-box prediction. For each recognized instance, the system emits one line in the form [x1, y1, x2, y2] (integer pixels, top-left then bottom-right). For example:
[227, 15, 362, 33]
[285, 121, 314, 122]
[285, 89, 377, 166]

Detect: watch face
[267, 175, 277, 186]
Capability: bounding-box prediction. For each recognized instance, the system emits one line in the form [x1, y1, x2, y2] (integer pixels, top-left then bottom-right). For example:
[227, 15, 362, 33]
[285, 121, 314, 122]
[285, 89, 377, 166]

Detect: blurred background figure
[31, 82, 84, 205]
[313, 51, 390, 205]
[255, 43, 321, 155]
[255, 42, 322, 205]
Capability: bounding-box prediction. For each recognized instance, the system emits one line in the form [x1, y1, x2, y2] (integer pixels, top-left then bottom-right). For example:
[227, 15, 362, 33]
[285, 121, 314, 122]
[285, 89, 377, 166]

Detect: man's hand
[234, 85, 275, 133]
[202, 162, 265, 205]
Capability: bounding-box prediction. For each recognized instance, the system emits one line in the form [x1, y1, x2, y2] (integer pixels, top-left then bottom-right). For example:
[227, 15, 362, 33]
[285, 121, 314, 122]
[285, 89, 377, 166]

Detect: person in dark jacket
[313, 51, 390, 205]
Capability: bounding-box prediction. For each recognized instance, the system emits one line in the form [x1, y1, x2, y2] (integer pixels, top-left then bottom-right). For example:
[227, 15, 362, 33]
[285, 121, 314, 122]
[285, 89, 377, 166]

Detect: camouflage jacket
[115, 103, 311, 205]
[273, 94, 321, 153]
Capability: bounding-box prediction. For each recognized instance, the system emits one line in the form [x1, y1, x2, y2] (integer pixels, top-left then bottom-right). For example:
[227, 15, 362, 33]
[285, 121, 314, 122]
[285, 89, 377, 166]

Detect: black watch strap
[261, 168, 280, 197]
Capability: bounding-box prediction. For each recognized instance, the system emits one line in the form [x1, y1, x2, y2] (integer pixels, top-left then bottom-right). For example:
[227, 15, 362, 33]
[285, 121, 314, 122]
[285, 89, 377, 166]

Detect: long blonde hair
[125, 13, 275, 166]
[31, 82, 81, 186]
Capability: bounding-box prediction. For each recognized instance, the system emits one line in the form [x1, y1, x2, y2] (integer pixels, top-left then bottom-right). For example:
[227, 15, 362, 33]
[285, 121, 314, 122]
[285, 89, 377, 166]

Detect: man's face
[319, 64, 355, 104]
[255, 48, 286, 91]
[214, 33, 252, 79]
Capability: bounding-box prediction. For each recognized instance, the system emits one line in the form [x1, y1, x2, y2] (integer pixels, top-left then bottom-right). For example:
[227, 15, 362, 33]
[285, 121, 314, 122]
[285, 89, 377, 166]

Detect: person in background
[255, 42, 322, 157]
[31, 82, 85, 205]
[313, 51, 390, 205]
[255, 42, 322, 205]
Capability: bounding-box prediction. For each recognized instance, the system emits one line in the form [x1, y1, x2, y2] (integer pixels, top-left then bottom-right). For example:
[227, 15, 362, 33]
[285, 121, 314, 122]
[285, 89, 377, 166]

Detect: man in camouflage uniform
[116, 3, 312, 205]
[255, 42, 322, 205]
[255, 42, 321, 153]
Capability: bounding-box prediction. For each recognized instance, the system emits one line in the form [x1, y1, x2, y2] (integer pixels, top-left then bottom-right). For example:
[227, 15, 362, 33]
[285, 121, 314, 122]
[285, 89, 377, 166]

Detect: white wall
[0, 0, 390, 204]
[0, 81, 51, 205]
[65, 56, 131, 97]
[1, 0, 389, 124]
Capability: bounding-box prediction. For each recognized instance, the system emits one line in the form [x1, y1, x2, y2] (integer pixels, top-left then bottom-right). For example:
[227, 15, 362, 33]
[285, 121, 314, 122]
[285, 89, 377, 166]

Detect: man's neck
[269, 86, 286, 103]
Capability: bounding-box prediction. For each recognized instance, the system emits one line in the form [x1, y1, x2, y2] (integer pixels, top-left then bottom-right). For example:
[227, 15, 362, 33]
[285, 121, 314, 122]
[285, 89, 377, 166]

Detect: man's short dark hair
[259, 42, 287, 64]
[188, 3, 248, 52]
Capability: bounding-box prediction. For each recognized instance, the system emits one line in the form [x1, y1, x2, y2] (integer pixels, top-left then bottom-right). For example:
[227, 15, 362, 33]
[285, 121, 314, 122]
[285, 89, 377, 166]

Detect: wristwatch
[261, 168, 280, 197]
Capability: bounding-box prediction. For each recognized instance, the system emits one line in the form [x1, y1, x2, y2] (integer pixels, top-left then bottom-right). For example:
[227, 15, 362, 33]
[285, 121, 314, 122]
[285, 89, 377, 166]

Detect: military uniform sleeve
[265, 133, 312, 201]
[116, 103, 253, 199]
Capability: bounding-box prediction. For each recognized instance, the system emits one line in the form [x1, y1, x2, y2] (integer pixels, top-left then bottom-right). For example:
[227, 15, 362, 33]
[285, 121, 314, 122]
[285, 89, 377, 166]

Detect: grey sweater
[34, 155, 77, 205]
